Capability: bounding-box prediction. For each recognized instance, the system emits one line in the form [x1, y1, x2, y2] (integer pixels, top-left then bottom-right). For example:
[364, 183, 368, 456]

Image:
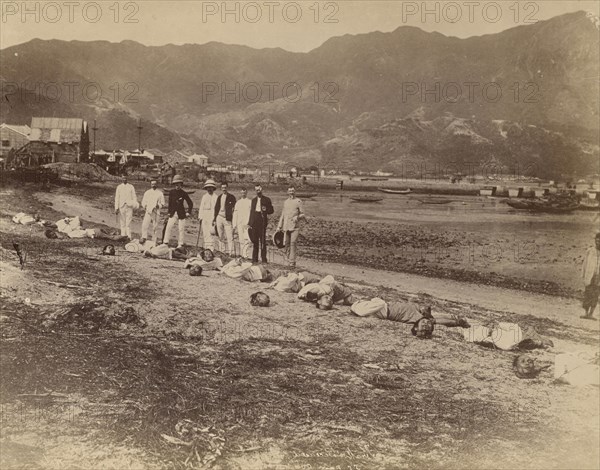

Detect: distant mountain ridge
[1, 11, 598, 177]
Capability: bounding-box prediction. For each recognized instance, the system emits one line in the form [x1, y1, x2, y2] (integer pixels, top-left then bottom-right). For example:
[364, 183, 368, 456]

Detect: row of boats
[297, 189, 599, 211]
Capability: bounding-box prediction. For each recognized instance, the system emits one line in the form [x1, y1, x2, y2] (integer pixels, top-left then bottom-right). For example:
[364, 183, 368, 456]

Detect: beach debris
[12, 242, 26, 269]
[162, 419, 226, 468]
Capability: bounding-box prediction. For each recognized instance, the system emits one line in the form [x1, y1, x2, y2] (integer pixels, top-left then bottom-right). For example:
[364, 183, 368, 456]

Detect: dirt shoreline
[1, 183, 599, 470]
[33, 181, 591, 299]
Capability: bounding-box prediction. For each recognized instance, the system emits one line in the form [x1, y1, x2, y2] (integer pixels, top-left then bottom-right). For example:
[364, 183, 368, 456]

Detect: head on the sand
[513, 354, 539, 378]
[411, 317, 435, 339]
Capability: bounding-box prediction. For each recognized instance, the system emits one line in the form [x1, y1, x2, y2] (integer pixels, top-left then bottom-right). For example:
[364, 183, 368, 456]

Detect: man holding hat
[249, 184, 274, 263]
[199, 179, 218, 250]
[277, 185, 306, 268]
[140, 180, 165, 243]
[114, 175, 139, 239]
[163, 175, 193, 248]
[581, 232, 600, 320]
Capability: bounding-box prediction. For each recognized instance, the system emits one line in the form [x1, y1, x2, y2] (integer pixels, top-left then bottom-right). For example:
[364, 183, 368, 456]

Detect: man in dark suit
[248, 184, 274, 263]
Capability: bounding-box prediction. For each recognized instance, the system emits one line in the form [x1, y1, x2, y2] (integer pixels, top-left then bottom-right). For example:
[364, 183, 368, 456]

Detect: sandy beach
[1, 181, 598, 469]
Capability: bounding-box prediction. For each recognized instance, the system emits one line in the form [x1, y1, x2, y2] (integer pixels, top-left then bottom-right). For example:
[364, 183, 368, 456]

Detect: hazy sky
[1, 1, 599, 52]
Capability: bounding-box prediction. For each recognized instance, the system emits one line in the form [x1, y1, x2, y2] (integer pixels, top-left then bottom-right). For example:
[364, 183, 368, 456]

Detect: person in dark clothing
[213, 182, 237, 255]
[248, 184, 274, 263]
[163, 175, 194, 247]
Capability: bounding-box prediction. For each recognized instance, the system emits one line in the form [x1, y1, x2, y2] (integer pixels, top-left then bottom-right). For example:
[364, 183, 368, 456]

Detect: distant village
[2, 117, 598, 193]
[1, 118, 209, 176]
[0, 117, 327, 184]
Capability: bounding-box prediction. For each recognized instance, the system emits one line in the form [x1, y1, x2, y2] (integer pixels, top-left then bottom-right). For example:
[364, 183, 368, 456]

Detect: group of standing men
[114, 175, 306, 267]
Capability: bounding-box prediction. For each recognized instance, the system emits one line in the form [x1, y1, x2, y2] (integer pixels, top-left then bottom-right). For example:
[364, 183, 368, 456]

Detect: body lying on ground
[221, 258, 271, 282]
[462, 322, 553, 350]
[269, 271, 324, 293]
[350, 298, 469, 338]
[297, 275, 354, 305]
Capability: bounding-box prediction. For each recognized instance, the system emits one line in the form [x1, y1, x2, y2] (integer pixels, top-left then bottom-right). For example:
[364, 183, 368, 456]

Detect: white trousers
[236, 224, 251, 258]
[141, 211, 160, 241]
[201, 218, 215, 250]
[216, 216, 234, 255]
[164, 213, 186, 246]
[118, 206, 133, 238]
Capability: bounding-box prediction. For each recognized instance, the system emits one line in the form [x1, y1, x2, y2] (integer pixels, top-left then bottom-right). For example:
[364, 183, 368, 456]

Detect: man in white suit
[140, 180, 165, 243]
[232, 187, 252, 258]
[114, 175, 138, 239]
[198, 179, 218, 250]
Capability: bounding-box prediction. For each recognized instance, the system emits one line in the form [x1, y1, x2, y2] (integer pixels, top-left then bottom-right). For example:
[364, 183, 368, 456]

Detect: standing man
[114, 175, 138, 239]
[248, 184, 274, 263]
[198, 179, 218, 251]
[213, 182, 237, 255]
[277, 185, 306, 268]
[581, 232, 600, 320]
[140, 180, 165, 244]
[163, 175, 193, 248]
[233, 188, 252, 258]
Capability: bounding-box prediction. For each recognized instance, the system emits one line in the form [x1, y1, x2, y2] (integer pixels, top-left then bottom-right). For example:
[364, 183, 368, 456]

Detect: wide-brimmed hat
[172, 175, 184, 184]
[273, 230, 285, 249]
[203, 179, 217, 189]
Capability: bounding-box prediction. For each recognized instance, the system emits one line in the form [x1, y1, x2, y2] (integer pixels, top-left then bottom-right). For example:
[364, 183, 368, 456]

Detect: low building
[187, 153, 209, 167]
[28, 117, 89, 163]
[145, 148, 165, 164]
[0, 124, 31, 159]
[164, 150, 191, 166]
[12, 141, 80, 167]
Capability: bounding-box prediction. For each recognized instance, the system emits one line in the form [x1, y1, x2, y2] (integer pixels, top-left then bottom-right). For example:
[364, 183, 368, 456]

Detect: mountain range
[1, 11, 598, 177]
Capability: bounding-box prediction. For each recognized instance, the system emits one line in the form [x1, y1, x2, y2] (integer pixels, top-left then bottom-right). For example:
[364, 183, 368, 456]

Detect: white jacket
[141, 188, 165, 214]
[198, 192, 218, 222]
[232, 198, 252, 227]
[582, 247, 600, 286]
[115, 183, 139, 210]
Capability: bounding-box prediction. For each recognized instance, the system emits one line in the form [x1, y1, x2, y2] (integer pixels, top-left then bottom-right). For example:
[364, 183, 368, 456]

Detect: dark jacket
[213, 193, 237, 222]
[168, 188, 193, 219]
[248, 195, 274, 226]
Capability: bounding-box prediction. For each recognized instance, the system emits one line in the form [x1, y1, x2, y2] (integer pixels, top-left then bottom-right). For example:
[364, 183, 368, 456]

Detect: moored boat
[378, 188, 412, 194]
[296, 192, 318, 199]
[507, 200, 578, 213]
[417, 197, 453, 205]
[349, 195, 384, 202]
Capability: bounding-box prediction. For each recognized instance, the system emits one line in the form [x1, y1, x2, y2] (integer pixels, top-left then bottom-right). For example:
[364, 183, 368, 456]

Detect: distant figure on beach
[277, 185, 306, 268]
[114, 175, 138, 240]
[249, 184, 274, 263]
[581, 232, 600, 320]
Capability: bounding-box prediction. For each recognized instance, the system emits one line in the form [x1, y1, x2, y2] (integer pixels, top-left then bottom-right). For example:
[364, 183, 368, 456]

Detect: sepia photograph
[0, 1, 599, 468]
